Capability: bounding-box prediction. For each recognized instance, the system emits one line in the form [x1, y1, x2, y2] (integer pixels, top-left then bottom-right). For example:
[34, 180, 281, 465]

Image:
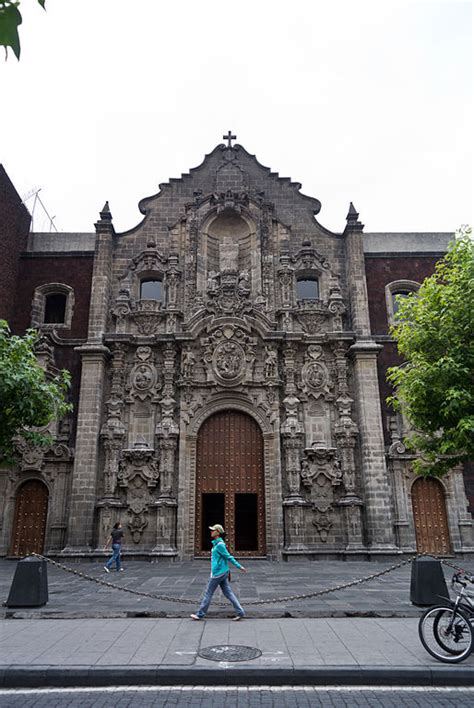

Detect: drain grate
[198, 644, 262, 662]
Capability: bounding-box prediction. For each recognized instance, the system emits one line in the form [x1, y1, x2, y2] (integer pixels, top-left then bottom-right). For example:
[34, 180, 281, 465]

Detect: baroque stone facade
[0, 141, 472, 560]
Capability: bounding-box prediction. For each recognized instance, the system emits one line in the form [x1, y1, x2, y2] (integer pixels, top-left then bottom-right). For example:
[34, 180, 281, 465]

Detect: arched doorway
[10, 480, 49, 556]
[411, 477, 452, 555]
[195, 410, 266, 556]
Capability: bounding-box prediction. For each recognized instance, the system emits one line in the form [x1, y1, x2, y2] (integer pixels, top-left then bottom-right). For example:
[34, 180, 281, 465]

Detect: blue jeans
[105, 543, 122, 570]
[196, 571, 244, 618]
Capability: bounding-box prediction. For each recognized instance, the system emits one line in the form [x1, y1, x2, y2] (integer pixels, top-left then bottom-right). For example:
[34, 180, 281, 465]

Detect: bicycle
[418, 571, 474, 663]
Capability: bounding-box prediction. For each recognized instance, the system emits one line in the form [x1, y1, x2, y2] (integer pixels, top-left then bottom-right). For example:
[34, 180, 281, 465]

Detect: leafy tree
[0, 0, 45, 60]
[387, 227, 474, 477]
[0, 320, 72, 464]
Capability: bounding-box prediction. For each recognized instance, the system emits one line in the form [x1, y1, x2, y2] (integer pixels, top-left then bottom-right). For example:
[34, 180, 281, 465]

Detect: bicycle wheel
[419, 606, 473, 663]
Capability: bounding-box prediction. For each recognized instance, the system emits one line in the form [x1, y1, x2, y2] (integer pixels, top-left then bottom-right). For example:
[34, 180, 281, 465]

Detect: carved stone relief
[125, 347, 161, 402]
[299, 345, 333, 400]
[201, 324, 256, 387]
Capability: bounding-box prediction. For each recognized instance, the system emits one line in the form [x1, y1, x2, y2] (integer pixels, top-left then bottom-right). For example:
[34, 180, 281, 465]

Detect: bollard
[410, 556, 449, 606]
[6, 555, 48, 607]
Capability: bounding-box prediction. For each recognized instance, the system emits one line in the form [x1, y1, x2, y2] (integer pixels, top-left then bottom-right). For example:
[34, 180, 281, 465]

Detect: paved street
[2, 556, 461, 619]
[1, 686, 474, 708]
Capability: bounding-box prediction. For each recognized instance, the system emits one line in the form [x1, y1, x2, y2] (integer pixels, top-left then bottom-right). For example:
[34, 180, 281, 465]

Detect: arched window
[385, 280, 420, 325]
[140, 278, 162, 301]
[31, 283, 75, 329]
[296, 277, 319, 301]
[391, 290, 411, 317]
[44, 293, 67, 324]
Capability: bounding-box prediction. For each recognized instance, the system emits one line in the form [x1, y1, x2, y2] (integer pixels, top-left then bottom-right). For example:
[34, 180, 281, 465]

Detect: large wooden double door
[195, 410, 266, 556]
[412, 477, 452, 555]
[10, 480, 49, 556]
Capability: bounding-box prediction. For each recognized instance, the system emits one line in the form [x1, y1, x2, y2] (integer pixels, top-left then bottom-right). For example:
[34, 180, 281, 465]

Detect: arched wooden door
[10, 480, 49, 556]
[195, 410, 266, 556]
[412, 477, 452, 555]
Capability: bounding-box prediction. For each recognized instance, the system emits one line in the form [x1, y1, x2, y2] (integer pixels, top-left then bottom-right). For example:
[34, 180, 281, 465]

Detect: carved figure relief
[264, 346, 278, 380]
[180, 348, 196, 379]
[126, 347, 160, 402]
[300, 345, 333, 399]
[201, 325, 256, 387]
[300, 446, 342, 514]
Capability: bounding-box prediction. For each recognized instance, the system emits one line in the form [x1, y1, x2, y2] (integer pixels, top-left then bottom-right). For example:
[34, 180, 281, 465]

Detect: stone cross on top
[223, 131, 236, 148]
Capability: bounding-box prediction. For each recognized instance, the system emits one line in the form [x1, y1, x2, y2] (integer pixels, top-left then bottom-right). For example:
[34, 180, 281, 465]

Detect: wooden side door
[412, 477, 452, 555]
[195, 410, 266, 556]
[10, 480, 49, 556]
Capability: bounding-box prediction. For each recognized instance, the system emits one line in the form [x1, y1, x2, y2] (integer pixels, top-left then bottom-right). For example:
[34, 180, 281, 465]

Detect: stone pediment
[121, 141, 325, 235]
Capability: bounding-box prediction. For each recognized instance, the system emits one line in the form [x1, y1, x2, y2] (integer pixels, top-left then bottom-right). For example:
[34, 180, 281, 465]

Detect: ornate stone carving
[205, 270, 253, 317]
[132, 300, 164, 335]
[300, 345, 333, 399]
[118, 443, 160, 543]
[300, 445, 342, 513]
[264, 346, 278, 380]
[312, 510, 333, 542]
[180, 348, 196, 379]
[201, 325, 256, 387]
[118, 445, 160, 489]
[126, 347, 160, 402]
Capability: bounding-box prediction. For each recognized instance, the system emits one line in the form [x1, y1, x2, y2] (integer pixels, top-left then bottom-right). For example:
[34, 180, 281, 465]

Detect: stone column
[350, 341, 396, 549]
[63, 345, 110, 551]
[63, 204, 114, 552]
[343, 204, 395, 551]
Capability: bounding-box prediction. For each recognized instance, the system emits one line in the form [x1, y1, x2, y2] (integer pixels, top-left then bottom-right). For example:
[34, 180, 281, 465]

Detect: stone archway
[411, 477, 452, 555]
[10, 480, 49, 556]
[195, 410, 266, 556]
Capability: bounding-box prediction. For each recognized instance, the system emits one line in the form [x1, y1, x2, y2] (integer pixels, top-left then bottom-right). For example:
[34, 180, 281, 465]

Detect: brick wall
[0, 166, 30, 323]
[10, 254, 94, 430]
[365, 255, 441, 335]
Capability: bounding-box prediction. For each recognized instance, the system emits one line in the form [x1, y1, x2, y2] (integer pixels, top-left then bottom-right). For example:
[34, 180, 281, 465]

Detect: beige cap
[209, 524, 225, 534]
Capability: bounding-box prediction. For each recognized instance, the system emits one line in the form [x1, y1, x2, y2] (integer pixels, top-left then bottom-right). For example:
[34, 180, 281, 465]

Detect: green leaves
[0, 0, 45, 60]
[387, 228, 474, 477]
[0, 320, 72, 464]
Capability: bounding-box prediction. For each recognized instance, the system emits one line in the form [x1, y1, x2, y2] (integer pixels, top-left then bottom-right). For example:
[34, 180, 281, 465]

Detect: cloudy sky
[1, 0, 471, 234]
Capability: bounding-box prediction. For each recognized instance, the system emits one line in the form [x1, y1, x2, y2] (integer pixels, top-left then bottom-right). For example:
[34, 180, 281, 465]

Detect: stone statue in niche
[264, 346, 278, 379]
[181, 349, 196, 379]
[207, 271, 219, 293]
[237, 270, 251, 296]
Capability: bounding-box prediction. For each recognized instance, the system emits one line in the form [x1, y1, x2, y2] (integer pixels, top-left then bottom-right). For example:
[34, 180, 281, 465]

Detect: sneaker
[232, 615, 244, 621]
[190, 614, 202, 620]
[103, 567, 110, 573]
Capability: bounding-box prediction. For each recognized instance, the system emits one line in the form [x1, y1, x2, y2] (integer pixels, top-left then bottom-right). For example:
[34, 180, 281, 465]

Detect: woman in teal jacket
[191, 524, 247, 621]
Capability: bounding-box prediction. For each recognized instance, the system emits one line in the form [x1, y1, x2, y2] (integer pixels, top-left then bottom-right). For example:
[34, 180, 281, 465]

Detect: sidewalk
[0, 557, 448, 619]
[1, 617, 474, 688]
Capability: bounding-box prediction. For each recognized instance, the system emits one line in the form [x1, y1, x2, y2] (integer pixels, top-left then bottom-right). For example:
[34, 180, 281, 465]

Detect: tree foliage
[0, 320, 72, 464]
[387, 228, 474, 477]
[0, 0, 45, 60]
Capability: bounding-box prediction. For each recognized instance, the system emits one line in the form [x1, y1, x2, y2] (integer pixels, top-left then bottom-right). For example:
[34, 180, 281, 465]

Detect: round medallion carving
[212, 340, 245, 383]
[132, 363, 155, 391]
[305, 361, 327, 390]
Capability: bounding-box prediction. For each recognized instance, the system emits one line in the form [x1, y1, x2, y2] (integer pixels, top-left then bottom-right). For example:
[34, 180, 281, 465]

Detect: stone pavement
[1, 557, 461, 619]
[1, 617, 474, 688]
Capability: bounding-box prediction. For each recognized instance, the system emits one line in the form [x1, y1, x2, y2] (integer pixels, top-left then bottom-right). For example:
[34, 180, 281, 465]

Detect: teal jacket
[211, 538, 243, 577]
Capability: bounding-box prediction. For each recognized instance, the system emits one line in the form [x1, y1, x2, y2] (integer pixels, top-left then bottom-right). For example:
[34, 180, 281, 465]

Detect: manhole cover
[198, 645, 262, 662]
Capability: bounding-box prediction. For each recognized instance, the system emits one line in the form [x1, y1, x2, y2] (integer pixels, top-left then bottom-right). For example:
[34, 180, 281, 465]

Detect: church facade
[0, 139, 472, 561]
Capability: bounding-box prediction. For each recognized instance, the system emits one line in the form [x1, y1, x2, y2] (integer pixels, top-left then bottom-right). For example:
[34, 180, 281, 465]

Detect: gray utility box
[6, 555, 48, 607]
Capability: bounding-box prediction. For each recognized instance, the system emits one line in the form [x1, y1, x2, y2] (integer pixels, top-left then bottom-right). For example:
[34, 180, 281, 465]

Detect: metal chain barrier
[30, 552, 472, 607]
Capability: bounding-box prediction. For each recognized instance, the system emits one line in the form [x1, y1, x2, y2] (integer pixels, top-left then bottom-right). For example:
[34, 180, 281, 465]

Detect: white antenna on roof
[22, 187, 59, 233]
